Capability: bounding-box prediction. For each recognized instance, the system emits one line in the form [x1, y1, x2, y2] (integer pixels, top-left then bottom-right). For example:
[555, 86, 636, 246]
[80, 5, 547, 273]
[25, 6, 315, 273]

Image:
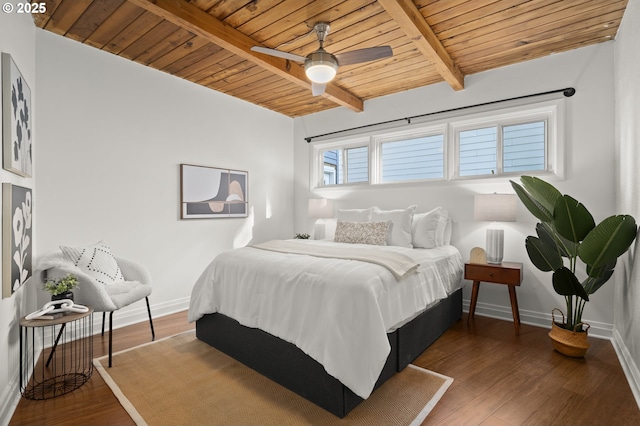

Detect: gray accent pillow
[334, 220, 390, 245]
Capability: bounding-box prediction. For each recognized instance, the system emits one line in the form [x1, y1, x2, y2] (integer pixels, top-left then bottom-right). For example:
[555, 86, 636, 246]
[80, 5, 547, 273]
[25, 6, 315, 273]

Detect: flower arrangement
[294, 233, 310, 239]
[43, 274, 79, 296]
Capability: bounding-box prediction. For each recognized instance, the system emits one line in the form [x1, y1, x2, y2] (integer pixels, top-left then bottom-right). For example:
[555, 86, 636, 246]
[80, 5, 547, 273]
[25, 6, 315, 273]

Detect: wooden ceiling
[33, 0, 627, 117]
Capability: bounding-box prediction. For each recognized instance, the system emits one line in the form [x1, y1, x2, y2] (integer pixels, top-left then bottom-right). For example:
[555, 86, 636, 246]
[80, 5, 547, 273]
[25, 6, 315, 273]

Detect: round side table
[19, 308, 94, 400]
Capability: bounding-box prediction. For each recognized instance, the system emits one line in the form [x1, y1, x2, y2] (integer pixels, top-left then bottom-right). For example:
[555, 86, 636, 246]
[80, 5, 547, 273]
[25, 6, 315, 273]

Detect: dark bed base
[195, 287, 462, 418]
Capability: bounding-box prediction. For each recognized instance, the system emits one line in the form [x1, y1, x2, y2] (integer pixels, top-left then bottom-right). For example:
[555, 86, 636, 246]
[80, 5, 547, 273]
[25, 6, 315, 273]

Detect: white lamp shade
[474, 194, 518, 222]
[308, 199, 334, 218]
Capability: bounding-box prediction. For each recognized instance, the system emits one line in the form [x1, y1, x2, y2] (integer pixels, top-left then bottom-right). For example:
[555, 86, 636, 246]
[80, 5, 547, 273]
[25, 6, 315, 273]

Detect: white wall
[614, 0, 640, 407]
[0, 5, 36, 424]
[34, 30, 294, 319]
[294, 42, 618, 337]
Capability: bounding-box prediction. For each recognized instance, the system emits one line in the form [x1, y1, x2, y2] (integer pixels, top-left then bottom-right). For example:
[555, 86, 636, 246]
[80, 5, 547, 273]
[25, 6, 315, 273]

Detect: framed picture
[180, 164, 248, 219]
[2, 53, 32, 177]
[2, 183, 32, 298]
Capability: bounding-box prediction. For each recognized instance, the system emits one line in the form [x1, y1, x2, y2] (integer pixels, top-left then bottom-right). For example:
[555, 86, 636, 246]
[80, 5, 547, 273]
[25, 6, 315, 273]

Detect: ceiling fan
[251, 22, 393, 96]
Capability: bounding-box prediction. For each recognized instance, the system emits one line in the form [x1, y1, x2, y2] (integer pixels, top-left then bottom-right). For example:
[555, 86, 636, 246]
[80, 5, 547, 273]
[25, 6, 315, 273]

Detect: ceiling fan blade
[250, 46, 305, 63]
[311, 82, 326, 96]
[334, 46, 393, 66]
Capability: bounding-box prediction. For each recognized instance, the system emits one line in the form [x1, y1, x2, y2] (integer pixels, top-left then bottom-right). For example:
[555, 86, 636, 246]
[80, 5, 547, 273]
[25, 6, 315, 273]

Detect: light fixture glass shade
[474, 194, 517, 264]
[305, 50, 338, 83]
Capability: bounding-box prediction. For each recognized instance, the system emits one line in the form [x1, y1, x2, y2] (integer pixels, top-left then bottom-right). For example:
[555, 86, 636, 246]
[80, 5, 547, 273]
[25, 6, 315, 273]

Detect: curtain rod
[304, 87, 576, 143]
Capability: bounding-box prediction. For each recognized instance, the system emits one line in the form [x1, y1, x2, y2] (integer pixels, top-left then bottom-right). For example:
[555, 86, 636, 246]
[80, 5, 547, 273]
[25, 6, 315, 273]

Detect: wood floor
[9, 312, 640, 425]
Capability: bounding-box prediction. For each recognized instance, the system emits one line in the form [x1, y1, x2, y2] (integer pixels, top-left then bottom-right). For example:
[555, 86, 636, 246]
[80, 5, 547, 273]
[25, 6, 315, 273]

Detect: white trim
[612, 329, 640, 410]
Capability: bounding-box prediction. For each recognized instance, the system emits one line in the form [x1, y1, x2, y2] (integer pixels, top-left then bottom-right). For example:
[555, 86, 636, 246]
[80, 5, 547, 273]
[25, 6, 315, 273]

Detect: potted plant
[510, 176, 637, 357]
[44, 274, 79, 307]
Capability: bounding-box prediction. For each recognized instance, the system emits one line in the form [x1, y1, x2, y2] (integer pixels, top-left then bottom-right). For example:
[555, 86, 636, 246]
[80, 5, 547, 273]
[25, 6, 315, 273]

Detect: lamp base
[314, 220, 326, 240]
[486, 227, 504, 264]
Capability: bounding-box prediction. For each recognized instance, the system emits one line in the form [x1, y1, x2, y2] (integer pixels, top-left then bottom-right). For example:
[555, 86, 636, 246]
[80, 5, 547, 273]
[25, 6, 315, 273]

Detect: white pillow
[334, 220, 390, 245]
[371, 205, 416, 248]
[336, 207, 372, 222]
[60, 241, 124, 285]
[412, 207, 449, 248]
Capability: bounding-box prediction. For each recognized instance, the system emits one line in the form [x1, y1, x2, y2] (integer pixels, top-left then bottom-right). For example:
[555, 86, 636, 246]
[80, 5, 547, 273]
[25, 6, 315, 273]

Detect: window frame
[309, 98, 565, 190]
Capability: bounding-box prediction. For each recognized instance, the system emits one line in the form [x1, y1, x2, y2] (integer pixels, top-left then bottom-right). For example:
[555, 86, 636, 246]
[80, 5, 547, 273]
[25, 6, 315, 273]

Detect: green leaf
[553, 195, 595, 243]
[584, 271, 614, 295]
[553, 267, 589, 301]
[511, 176, 562, 223]
[579, 215, 637, 269]
[537, 222, 578, 258]
[525, 236, 563, 272]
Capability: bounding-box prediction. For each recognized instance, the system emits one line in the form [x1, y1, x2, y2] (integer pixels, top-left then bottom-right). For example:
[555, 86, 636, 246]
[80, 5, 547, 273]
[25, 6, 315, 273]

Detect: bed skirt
[195, 287, 462, 417]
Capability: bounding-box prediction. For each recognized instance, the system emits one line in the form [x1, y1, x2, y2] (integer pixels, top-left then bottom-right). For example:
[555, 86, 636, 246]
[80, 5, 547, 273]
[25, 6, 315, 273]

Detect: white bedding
[188, 239, 462, 399]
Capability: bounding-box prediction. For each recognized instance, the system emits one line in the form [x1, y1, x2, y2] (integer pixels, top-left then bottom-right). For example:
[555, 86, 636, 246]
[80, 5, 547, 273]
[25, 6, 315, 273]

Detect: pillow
[412, 207, 449, 248]
[441, 216, 453, 246]
[334, 220, 390, 245]
[60, 241, 124, 285]
[336, 207, 372, 222]
[370, 205, 416, 248]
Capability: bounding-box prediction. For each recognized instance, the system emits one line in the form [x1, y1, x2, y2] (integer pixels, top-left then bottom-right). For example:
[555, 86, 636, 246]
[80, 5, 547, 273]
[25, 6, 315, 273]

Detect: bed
[188, 206, 463, 417]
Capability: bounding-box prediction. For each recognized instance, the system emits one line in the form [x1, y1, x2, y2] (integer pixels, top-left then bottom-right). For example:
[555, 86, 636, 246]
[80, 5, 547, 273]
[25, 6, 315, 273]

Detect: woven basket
[548, 308, 590, 358]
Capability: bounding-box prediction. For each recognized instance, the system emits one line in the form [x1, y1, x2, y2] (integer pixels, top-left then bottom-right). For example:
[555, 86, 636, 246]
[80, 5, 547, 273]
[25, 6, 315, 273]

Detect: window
[310, 98, 563, 188]
[380, 134, 444, 182]
[321, 146, 369, 185]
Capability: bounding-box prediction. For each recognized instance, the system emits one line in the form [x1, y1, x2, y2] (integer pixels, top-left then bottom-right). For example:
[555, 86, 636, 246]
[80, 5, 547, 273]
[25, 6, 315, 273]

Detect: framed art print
[2, 53, 33, 177]
[180, 164, 248, 219]
[2, 183, 32, 298]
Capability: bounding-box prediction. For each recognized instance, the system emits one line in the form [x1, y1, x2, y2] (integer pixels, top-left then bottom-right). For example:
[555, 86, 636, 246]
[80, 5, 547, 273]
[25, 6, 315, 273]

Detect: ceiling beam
[378, 0, 464, 91]
[127, 0, 364, 112]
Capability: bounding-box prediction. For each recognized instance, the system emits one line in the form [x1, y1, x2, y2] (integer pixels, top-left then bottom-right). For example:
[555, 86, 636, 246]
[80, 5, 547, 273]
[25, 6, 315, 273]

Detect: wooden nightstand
[465, 261, 523, 335]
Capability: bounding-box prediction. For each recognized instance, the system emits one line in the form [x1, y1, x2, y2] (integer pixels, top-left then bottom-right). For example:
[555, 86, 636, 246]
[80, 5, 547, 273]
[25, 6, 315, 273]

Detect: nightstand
[465, 262, 523, 335]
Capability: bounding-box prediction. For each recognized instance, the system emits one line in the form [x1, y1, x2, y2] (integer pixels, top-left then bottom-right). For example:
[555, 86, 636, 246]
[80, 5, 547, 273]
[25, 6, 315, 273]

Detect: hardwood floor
[9, 312, 640, 425]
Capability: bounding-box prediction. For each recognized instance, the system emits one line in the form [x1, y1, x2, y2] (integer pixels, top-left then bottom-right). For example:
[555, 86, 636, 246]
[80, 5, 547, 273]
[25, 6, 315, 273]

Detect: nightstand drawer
[464, 263, 522, 285]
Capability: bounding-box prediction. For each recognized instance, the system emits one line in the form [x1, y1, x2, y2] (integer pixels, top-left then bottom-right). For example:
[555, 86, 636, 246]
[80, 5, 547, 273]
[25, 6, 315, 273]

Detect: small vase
[548, 309, 590, 358]
[51, 291, 74, 310]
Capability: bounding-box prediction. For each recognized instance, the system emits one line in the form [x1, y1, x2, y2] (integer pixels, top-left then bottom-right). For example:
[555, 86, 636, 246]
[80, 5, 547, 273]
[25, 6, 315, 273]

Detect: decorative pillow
[412, 207, 449, 248]
[370, 205, 416, 248]
[334, 220, 390, 245]
[336, 207, 373, 222]
[60, 241, 124, 285]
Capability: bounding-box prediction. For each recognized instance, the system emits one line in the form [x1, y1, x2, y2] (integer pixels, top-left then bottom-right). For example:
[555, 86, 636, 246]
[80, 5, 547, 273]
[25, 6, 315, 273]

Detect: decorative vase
[51, 291, 74, 310]
[548, 308, 590, 357]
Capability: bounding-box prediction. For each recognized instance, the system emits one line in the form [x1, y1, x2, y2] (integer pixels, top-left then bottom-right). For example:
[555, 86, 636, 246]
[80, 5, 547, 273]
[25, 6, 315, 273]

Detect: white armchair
[36, 251, 155, 367]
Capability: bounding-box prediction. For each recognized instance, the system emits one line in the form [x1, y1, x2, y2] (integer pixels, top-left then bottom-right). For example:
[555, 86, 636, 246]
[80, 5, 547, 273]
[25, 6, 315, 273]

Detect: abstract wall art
[2, 183, 32, 298]
[2, 53, 33, 177]
[180, 164, 248, 219]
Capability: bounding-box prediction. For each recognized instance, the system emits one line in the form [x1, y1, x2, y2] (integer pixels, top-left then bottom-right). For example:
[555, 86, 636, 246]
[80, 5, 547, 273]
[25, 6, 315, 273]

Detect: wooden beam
[127, 0, 364, 112]
[378, 0, 464, 91]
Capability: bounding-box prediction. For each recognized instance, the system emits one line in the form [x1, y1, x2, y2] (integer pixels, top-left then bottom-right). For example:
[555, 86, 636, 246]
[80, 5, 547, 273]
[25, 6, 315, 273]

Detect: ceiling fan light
[305, 50, 338, 83]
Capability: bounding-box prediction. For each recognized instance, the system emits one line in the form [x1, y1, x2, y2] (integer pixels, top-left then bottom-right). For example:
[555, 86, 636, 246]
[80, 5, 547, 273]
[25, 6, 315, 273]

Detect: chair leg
[145, 297, 155, 341]
[108, 311, 114, 368]
[102, 312, 106, 336]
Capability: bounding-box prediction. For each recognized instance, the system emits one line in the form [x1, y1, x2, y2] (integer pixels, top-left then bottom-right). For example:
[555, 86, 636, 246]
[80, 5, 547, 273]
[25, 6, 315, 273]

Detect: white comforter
[188, 240, 462, 399]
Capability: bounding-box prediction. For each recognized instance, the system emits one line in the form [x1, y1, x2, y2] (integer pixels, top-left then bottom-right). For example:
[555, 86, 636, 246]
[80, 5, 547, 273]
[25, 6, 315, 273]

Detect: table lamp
[308, 198, 334, 240]
[474, 193, 517, 264]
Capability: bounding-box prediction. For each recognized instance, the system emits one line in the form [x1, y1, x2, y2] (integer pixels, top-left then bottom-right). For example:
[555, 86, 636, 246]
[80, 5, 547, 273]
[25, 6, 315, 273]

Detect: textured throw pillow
[412, 207, 449, 248]
[370, 205, 416, 248]
[334, 220, 390, 245]
[60, 241, 124, 285]
[336, 207, 373, 222]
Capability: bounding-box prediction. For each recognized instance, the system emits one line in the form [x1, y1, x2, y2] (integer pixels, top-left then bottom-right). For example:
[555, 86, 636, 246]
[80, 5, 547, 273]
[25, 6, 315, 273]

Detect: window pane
[381, 135, 444, 182]
[503, 121, 545, 172]
[459, 127, 497, 176]
[346, 146, 368, 183]
[323, 150, 340, 185]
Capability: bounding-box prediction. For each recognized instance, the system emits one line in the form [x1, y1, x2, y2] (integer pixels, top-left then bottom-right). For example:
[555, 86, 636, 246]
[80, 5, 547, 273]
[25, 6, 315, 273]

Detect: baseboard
[0, 376, 21, 426]
[462, 299, 613, 339]
[611, 329, 640, 410]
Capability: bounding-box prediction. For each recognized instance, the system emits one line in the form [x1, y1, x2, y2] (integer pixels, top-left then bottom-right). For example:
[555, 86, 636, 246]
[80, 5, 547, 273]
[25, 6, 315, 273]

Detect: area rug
[94, 332, 452, 425]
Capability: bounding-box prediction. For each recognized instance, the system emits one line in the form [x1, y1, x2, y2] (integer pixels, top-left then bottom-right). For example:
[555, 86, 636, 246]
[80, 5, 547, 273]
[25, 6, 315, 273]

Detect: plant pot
[548, 308, 590, 357]
[51, 291, 74, 310]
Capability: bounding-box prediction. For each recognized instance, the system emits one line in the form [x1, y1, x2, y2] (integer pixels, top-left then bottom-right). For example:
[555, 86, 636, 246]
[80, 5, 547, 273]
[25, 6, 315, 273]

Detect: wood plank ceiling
[33, 0, 627, 117]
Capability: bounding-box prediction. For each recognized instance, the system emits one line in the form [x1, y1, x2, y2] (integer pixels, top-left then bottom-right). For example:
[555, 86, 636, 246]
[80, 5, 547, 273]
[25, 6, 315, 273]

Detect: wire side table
[19, 308, 94, 400]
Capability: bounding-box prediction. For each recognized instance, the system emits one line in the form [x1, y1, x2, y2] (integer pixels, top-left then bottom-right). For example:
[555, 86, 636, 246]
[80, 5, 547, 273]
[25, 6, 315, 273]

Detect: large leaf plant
[510, 176, 637, 331]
